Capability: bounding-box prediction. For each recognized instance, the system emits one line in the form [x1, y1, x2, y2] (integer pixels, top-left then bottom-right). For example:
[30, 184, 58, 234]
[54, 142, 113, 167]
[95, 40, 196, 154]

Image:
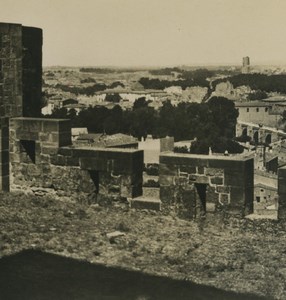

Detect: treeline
[149, 67, 182, 76]
[54, 81, 125, 96]
[47, 96, 243, 154]
[139, 68, 214, 90]
[79, 68, 147, 73]
[213, 73, 286, 93]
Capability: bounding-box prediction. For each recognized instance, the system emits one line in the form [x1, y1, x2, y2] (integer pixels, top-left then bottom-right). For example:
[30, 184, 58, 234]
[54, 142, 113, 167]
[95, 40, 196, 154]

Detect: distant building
[71, 127, 88, 141]
[242, 56, 250, 74]
[235, 101, 281, 127]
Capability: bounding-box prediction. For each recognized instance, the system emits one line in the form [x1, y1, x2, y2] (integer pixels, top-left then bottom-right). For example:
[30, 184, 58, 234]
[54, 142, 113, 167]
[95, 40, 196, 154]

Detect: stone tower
[242, 56, 250, 74]
[0, 22, 42, 191]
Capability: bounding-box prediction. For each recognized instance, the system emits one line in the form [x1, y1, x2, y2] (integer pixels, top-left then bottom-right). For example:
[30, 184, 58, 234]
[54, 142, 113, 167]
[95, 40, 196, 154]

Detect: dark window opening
[265, 107, 268, 112]
[256, 196, 260, 203]
[242, 128, 247, 136]
[253, 131, 259, 144]
[20, 140, 36, 163]
[246, 108, 249, 112]
[195, 183, 207, 214]
[265, 134, 271, 145]
[256, 108, 259, 112]
[88, 170, 99, 194]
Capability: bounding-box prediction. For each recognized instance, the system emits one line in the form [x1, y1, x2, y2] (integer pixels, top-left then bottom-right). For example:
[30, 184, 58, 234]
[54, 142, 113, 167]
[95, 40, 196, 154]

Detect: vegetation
[213, 73, 286, 94]
[47, 96, 243, 154]
[53, 81, 125, 96]
[149, 67, 182, 76]
[1, 192, 286, 299]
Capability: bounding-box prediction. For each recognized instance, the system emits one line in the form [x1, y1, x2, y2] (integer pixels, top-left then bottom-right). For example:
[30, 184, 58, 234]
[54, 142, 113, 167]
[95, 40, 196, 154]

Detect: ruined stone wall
[22, 26, 43, 117]
[0, 23, 23, 118]
[9, 117, 143, 202]
[0, 117, 9, 191]
[159, 153, 254, 219]
[0, 23, 42, 192]
[278, 167, 286, 219]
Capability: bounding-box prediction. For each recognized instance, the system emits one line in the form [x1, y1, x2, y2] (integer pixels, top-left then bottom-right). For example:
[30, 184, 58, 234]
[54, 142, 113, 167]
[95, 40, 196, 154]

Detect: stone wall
[0, 23, 42, 118]
[0, 23, 23, 118]
[0, 117, 9, 191]
[22, 26, 43, 117]
[9, 117, 143, 202]
[159, 153, 254, 219]
[278, 167, 286, 219]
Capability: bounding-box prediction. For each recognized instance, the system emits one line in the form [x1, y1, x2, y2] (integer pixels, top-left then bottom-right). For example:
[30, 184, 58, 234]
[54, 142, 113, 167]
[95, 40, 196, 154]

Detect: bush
[143, 180, 160, 188]
[145, 164, 159, 176]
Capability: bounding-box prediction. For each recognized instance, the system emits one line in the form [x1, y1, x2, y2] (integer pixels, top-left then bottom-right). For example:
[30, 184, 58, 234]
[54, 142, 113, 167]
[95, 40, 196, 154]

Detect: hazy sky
[1, 0, 286, 67]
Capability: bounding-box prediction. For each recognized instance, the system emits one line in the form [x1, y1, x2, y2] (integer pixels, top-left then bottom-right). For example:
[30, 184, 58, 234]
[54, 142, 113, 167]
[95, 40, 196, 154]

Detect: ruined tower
[0, 22, 42, 190]
[242, 56, 250, 74]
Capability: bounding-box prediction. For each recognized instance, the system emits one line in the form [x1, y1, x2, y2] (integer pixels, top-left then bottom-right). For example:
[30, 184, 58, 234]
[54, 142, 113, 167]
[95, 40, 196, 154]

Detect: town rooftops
[235, 101, 270, 107]
[76, 133, 138, 148]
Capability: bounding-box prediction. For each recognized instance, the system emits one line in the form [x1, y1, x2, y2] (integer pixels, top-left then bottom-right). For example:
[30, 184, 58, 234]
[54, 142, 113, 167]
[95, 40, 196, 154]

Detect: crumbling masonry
[2, 22, 286, 219]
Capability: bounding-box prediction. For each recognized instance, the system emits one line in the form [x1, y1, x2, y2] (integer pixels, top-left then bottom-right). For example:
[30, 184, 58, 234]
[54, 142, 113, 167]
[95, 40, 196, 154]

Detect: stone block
[159, 163, 178, 176]
[41, 146, 58, 156]
[216, 185, 230, 193]
[179, 165, 196, 174]
[160, 186, 175, 206]
[159, 175, 174, 186]
[174, 176, 188, 186]
[66, 156, 79, 167]
[189, 174, 197, 182]
[208, 159, 245, 171]
[229, 186, 245, 205]
[196, 176, 209, 184]
[210, 176, 223, 185]
[21, 119, 42, 132]
[58, 147, 73, 157]
[224, 171, 246, 186]
[197, 166, 204, 174]
[220, 193, 230, 205]
[205, 167, 224, 177]
[16, 130, 39, 141]
[79, 157, 108, 171]
[50, 154, 66, 166]
[39, 154, 50, 164]
[206, 202, 216, 212]
[130, 198, 161, 211]
[43, 120, 59, 132]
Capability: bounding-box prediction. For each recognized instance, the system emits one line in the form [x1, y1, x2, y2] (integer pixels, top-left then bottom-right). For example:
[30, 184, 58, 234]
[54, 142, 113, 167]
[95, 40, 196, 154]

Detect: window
[260, 189, 264, 192]
[246, 108, 249, 112]
[265, 107, 268, 112]
[256, 108, 259, 112]
[256, 196, 260, 203]
[20, 140, 36, 163]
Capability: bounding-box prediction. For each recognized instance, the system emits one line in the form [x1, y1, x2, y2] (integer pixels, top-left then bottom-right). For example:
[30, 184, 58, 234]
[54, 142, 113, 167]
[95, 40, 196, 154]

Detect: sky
[1, 0, 286, 67]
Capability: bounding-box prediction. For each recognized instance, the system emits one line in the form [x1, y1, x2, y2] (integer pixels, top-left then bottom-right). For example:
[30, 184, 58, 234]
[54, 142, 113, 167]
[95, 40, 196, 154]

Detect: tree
[207, 96, 238, 138]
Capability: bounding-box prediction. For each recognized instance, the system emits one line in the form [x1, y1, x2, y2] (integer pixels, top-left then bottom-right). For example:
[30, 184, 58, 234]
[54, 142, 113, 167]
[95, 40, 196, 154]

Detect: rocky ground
[1, 191, 286, 299]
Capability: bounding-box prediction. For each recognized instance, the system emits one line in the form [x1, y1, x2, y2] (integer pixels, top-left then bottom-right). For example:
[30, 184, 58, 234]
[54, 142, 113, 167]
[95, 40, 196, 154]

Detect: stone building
[242, 56, 250, 74]
[0, 22, 42, 118]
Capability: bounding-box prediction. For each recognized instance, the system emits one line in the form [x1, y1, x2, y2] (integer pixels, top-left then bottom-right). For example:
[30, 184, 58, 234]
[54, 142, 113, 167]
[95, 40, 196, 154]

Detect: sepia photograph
[0, 0, 286, 299]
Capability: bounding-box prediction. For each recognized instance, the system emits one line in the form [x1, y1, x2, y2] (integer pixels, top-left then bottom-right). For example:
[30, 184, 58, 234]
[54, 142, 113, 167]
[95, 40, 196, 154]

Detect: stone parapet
[159, 153, 254, 219]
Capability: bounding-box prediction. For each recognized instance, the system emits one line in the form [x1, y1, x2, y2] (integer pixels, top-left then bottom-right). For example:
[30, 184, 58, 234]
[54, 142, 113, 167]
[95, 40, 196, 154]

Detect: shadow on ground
[0, 249, 268, 300]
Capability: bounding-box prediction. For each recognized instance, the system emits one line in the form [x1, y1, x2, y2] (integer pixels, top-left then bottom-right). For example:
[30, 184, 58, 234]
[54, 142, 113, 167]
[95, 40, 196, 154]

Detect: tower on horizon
[242, 56, 250, 74]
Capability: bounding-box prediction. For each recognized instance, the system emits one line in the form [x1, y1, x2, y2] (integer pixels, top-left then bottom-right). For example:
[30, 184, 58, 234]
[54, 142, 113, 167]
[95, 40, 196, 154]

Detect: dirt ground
[1, 191, 285, 299]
